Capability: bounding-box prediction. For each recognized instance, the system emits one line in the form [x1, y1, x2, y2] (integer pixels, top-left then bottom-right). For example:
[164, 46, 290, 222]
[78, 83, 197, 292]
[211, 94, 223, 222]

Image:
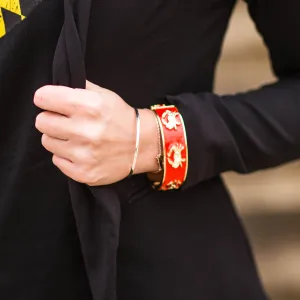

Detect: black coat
[0, 0, 92, 299]
[1, 0, 300, 299]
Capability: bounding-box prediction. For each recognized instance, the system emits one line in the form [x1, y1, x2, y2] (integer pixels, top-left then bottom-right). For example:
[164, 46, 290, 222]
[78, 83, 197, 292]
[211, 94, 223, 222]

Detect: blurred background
[215, 2, 300, 300]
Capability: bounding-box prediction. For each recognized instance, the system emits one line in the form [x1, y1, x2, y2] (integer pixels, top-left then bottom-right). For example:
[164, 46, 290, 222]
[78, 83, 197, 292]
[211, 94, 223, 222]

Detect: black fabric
[165, 0, 300, 190]
[85, 0, 300, 299]
[1, 0, 300, 299]
[0, 0, 42, 37]
[0, 0, 92, 299]
[2, 9, 22, 33]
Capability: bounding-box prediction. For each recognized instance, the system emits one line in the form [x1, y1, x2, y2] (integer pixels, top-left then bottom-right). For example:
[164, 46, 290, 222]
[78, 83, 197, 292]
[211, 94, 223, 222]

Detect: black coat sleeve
[166, 0, 300, 190]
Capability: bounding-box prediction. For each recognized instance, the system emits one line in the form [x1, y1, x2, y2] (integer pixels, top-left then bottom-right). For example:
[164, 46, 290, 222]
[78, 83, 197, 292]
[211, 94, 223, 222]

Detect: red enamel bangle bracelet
[151, 105, 188, 190]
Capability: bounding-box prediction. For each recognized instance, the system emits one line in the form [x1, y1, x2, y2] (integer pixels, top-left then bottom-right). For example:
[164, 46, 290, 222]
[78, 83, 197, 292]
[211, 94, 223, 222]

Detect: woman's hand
[34, 81, 159, 186]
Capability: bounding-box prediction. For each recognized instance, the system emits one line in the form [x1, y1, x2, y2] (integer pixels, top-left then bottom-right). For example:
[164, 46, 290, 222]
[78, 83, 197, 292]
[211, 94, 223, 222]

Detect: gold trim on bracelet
[151, 109, 166, 189]
[179, 113, 188, 183]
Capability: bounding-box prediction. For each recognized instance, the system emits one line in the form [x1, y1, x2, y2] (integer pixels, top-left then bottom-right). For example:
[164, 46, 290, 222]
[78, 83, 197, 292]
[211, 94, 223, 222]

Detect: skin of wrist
[134, 108, 160, 174]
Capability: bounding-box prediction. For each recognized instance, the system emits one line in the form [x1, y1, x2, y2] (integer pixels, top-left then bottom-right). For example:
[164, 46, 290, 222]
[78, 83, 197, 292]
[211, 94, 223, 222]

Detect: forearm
[165, 77, 300, 189]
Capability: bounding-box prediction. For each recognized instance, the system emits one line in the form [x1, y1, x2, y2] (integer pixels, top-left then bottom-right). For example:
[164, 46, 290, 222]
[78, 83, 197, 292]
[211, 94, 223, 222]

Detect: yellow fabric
[0, 0, 26, 38]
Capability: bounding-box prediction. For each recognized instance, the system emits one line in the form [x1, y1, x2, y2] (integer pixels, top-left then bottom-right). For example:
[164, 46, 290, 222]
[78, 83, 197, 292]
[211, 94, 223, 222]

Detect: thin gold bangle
[150, 110, 163, 173]
[128, 108, 140, 177]
[150, 107, 166, 189]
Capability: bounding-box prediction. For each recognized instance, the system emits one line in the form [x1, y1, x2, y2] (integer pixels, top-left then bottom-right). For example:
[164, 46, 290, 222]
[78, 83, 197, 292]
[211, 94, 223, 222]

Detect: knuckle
[35, 113, 45, 129]
[86, 129, 103, 145]
[74, 149, 99, 169]
[73, 148, 89, 163]
[76, 92, 103, 117]
[52, 155, 58, 166]
[78, 169, 97, 185]
[75, 173, 86, 184]
[41, 134, 48, 147]
[75, 126, 103, 146]
[73, 123, 103, 146]
[86, 99, 102, 116]
[73, 126, 86, 140]
[86, 173, 99, 185]
[36, 111, 52, 131]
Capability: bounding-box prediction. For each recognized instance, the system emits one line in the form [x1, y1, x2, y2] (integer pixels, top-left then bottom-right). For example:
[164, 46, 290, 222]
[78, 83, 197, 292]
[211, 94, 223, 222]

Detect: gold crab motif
[164, 180, 182, 190]
[161, 110, 181, 130]
[167, 143, 186, 168]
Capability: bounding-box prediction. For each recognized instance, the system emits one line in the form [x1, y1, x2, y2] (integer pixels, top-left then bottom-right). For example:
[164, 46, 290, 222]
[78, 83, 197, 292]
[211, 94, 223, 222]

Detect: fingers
[41, 134, 72, 161]
[34, 85, 78, 116]
[34, 83, 107, 117]
[35, 111, 72, 140]
[52, 155, 85, 184]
